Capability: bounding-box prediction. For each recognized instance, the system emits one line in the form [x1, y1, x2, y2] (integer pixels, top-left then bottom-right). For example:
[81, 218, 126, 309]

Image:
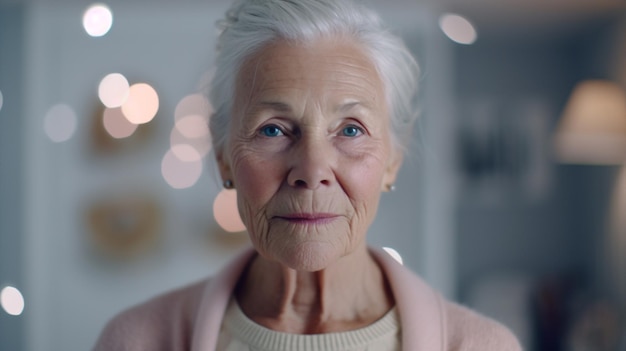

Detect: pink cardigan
[94, 247, 522, 350]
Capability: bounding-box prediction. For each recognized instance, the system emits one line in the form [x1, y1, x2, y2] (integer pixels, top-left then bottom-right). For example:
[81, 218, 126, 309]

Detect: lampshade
[554, 80, 626, 164]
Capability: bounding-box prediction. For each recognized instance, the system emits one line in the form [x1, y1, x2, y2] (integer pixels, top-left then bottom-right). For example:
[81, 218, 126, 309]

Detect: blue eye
[341, 125, 362, 137]
[260, 125, 283, 137]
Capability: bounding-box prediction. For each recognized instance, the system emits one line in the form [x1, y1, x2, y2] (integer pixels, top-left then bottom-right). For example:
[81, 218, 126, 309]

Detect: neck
[235, 244, 394, 334]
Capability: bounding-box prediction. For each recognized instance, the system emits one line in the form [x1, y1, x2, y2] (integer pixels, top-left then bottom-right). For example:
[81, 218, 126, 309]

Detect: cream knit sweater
[216, 298, 401, 351]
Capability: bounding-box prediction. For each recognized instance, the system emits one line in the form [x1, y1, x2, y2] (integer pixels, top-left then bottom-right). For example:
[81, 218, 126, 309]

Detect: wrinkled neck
[235, 245, 394, 334]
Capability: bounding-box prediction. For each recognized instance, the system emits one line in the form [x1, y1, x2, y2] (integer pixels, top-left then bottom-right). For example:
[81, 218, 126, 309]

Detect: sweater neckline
[222, 298, 400, 351]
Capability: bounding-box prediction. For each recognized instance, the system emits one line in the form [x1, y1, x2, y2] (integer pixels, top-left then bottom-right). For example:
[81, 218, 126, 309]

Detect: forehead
[234, 38, 386, 110]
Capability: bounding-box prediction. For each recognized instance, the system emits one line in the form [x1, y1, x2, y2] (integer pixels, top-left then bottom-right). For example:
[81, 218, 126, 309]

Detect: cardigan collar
[191, 247, 445, 351]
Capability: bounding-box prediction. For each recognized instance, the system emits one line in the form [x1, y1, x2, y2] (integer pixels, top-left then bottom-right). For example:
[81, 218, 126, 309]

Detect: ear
[381, 148, 403, 192]
[216, 147, 233, 185]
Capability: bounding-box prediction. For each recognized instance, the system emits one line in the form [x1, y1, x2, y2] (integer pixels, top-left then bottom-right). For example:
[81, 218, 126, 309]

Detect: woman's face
[218, 38, 402, 271]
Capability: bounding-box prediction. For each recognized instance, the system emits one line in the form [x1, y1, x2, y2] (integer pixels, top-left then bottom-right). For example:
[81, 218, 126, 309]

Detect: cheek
[335, 135, 391, 195]
[340, 148, 388, 199]
[229, 148, 283, 225]
[348, 168, 382, 200]
[340, 150, 389, 226]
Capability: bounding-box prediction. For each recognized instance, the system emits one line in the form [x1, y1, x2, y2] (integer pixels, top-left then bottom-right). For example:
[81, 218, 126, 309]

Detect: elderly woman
[95, 0, 521, 350]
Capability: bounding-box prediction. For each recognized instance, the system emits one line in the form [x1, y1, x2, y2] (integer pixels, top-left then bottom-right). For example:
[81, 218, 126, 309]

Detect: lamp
[553, 80, 626, 348]
[553, 80, 626, 165]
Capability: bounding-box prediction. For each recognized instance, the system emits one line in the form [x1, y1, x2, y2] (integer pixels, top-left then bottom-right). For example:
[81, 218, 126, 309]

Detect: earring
[223, 180, 234, 189]
[388, 184, 396, 192]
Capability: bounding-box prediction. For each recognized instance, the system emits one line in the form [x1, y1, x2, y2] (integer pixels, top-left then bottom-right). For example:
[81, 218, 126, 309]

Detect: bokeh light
[83, 3, 113, 37]
[439, 13, 477, 45]
[383, 247, 404, 265]
[121, 83, 159, 124]
[98, 73, 129, 108]
[175, 115, 209, 139]
[170, 143, 203, 163]
[170, 94, 213, 161]
[103, 107, 137, 139]
[1, 286, 25, 316]
[170, 122, 211, 162]
[161, 149, 203, 189]
[170, 93, 212, 163]
[0, 90, 4, 112]
[44, 104, 77, 143]
[213, 189, 246, 233]
[174, 93, 212, 123]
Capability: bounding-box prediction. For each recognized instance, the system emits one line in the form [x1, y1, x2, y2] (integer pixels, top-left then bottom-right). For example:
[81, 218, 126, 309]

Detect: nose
[287, 136, 334, 189]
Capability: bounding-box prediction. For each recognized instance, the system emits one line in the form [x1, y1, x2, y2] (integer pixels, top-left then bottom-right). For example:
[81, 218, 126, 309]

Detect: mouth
[273, 213, 340, 225]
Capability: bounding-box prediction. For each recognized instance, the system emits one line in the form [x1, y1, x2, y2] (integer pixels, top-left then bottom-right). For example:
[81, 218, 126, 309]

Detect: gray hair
[208, 0, 420, 155]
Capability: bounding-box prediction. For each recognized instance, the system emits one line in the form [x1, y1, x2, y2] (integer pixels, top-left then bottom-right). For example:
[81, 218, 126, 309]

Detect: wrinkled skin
[218, 37, 402, 271]
[216, 37, 402, 333]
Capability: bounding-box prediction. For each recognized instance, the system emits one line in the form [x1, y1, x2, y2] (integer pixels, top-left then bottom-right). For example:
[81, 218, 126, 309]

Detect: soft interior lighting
[175, 115, 209, 139]
[1, 286, 25, 316]
[99, 73, 129, 108]
[170, 144, 202, 163]
[170, 124, 211, 162]
[121, 83, 159, 124]
[103, 107, 137, 139]
[554, 80, 626, 164]
[174, 94, 212, 123]
[0, 90, 4, 112]
[161, 149, 203, 189]
[44, 104, 77, 143]
[83, 3, 113, 37]
[439, 13, 477, 45]
[213, 189, 246, 233]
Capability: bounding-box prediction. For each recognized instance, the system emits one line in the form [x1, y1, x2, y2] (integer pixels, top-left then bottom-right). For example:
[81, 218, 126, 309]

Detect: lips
[273, 213, 340, 224]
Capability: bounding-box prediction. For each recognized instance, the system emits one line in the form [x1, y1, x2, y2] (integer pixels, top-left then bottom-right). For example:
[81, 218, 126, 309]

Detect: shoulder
[443, 301, 523, 351]
[93, 279, 208, 351]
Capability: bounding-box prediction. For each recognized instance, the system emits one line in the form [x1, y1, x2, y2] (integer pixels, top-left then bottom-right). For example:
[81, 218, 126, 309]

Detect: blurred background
[1, 0, 625, 350]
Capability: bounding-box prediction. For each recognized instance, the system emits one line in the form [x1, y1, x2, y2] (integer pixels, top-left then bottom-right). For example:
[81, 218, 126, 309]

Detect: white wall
[19, 2, 456, 350]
